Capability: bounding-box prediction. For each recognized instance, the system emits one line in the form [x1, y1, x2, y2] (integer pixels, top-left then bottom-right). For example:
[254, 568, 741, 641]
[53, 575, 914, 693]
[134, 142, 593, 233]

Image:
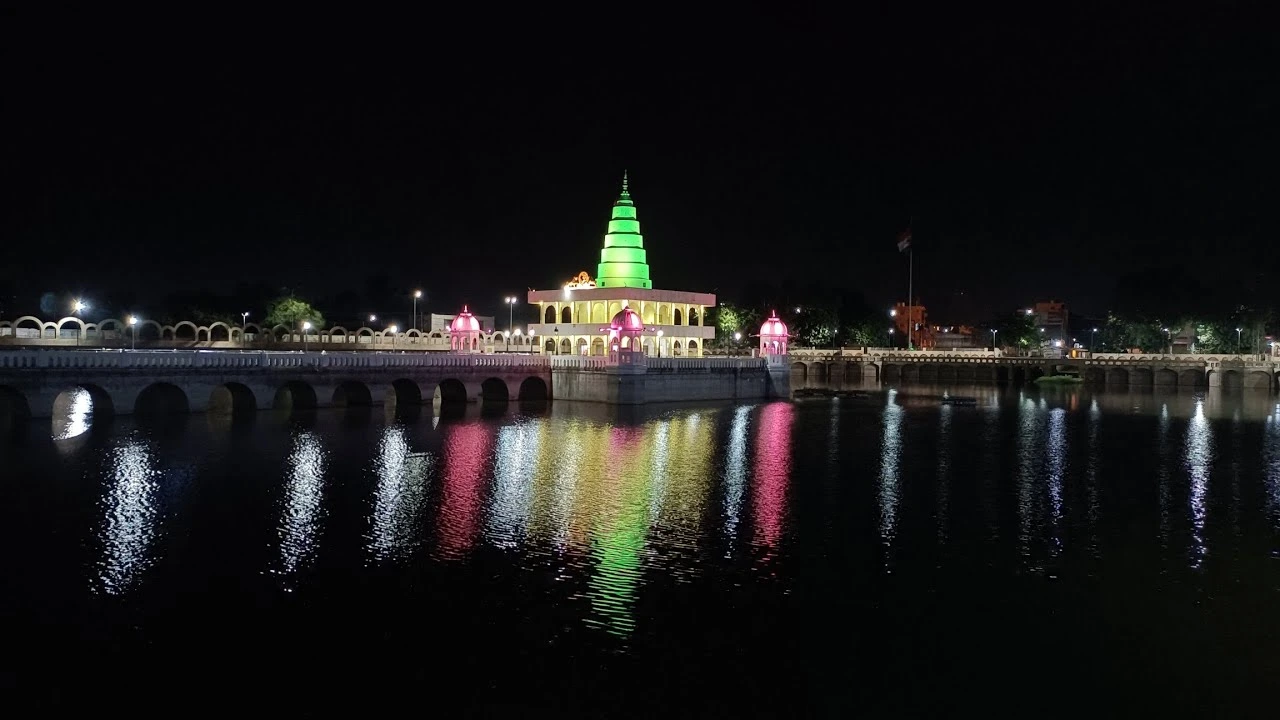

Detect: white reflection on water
[1046, 408, 1066, 559]
[1016, 395, 1038, 565]
[1185, 400, 1212, 569]
[1265, 412, 1280, 551]
[723, 405, 750, 543]
[1157, 403, 1172, 547]
[648, 420, 670, 520]
[878, 389, 903, 558]
[1085, 398, 1101, 557]
[96, 437, 160, 594]
[368, 424, 431, 563]
[487, 421, 540, 549]
[274, 430, 327, 586]
[53, 387, 94, 440]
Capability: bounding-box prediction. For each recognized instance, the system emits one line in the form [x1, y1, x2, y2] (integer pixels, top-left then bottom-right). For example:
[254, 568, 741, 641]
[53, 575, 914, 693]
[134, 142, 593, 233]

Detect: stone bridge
[786, 349, 1280, 393]
[0, 349, 552, 422]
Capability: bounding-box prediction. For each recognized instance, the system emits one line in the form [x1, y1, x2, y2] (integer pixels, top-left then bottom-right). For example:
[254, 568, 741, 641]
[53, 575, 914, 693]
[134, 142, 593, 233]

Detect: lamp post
[73, 299, 88, 347]
[1091, 327, 1097, 353]
[1236, 327, 1243, 355]
[302, 321, 312, 352]
[128, 315, 138, 351]
[369, 314, 377, 324]
[990, 328, 997, 350]
[1162, 327, 1171, 355]
[388, 324, 397, 350]
[412, 290, 422, 332]
[505, 296, 517, 335]
[241, 312, 250, 347]
[888, 327, 895, 347]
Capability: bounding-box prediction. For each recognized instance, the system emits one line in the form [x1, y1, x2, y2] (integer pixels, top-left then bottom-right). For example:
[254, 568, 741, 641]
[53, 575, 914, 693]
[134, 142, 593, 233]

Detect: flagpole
[907, 246, 913, 350]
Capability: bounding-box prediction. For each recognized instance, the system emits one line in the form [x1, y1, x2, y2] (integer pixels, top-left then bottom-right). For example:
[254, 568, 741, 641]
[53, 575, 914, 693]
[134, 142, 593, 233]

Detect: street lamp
[128, 315, 138, 351]
[889, 308, 896, 317]
[990, 328, 997, 349]
[1025, 308, 1033, 316]
[72, 299, 88, 347]
[369, 314, 377, 324]
[1236, 327, 1243, 355]
[388, 324, 398, 349]
[505, 296, 518, 336]
[888, 327, 895, 347]
[412, 290, 422, 331]
[302, 321, 312, 352]
[1091, 327, 1098, 352]
[1162, 327, 1171, 355]
[241, 312, 250, 347]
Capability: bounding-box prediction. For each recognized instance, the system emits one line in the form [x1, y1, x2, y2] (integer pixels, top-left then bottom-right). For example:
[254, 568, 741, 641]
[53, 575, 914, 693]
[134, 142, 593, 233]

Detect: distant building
[892, 301, 933, 349]
[933, 324, 978, 349]
[1030, 300, 1069, 346]
[430, 312, 495, 333]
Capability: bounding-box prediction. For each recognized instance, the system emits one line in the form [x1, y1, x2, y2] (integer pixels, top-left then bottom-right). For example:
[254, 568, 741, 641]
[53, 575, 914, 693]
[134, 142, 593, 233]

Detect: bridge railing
[0, 349, 553, 372]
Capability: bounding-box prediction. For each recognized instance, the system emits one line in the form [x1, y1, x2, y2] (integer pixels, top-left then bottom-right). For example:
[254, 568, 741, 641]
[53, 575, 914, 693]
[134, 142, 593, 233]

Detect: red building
[892, 301, 933, 349]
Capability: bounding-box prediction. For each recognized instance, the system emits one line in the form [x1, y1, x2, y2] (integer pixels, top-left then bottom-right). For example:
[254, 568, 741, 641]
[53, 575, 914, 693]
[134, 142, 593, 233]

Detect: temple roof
[596, 172, 652, 290]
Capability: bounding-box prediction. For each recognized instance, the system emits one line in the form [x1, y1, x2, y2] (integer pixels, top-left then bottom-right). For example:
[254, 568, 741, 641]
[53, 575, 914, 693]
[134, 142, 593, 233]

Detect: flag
[897, 228, 912, 252]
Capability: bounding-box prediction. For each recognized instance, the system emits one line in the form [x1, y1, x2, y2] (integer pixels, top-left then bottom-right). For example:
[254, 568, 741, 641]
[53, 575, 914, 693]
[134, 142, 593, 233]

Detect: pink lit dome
[610, 306, 644, 331]
[760, 312, 788, 338]
[449, 306, 481, 333]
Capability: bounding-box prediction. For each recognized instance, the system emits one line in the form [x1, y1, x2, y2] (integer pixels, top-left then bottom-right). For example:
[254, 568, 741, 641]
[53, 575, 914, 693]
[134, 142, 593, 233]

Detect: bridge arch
[274, 381, 318, 412]
[1219, 370, 1241, 390]
[1105, 368, 1129, 385]
[790, 362, 807, 383]
[49, 383, 114, 440]
[481, 378, 511, 402]
[1245, 371, 1272, 390]
[136, 382, 190, 416]
[1083, 367, 1104, 384]
[518, 376, 549, 402]
[332, 381, 374, 407]
[919, 364, 938, 382]
[387, 379, 423, 407]
[1130, 368, 1153, 386]
[0, 385, 31, 432]
[1154, 368, 1177, 387]
[1028, 366, 1046, 382]
[209, 383, 257, 415]
[1178, 369, 1205, 388]
[434, 379, 467, 405]
[938, 365, 957, 382]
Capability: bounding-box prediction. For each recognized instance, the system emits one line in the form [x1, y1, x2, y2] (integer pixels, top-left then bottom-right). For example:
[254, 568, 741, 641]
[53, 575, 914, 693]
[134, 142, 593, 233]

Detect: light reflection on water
[12, 383, 1280, 662]
[53, 387, 94, 441]
[273, 430, 328, 587]
[95, 435, 161, 594]
[1185, 400, 1212, 568]
[878, 388, 903, 561]
[367, 424, 431, 563]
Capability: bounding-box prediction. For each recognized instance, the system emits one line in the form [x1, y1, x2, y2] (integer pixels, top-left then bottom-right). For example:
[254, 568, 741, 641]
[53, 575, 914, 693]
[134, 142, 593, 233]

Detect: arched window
[544, 306, 556, 324]
[561, 306, 572, 324]
[673, 308, 683, 326]
[687, 340, 699, 356]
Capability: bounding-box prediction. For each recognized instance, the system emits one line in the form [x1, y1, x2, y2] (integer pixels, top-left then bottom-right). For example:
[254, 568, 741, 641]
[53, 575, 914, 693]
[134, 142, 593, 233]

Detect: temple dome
[610, 306, 644, 331]
[450, 306, 481, 333]
[760, 313, 788, 338]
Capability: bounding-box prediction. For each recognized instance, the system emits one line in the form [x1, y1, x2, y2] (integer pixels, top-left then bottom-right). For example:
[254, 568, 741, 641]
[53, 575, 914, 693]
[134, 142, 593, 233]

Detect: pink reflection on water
[437, 422, 491, 559]
[752, 402, 794, 557]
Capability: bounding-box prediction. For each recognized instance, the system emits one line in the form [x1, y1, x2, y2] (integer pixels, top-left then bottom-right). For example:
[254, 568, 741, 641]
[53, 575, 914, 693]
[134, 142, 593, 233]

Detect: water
[3, 386, 1280, 715]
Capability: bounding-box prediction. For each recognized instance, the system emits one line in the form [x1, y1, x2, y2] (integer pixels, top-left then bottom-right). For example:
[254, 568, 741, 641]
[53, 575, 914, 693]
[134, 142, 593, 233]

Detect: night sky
[5, 8, 1275, 326]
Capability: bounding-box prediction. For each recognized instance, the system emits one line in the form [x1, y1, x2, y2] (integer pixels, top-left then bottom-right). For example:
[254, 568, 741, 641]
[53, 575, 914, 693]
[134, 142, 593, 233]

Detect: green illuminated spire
[596, 171, 652, 289]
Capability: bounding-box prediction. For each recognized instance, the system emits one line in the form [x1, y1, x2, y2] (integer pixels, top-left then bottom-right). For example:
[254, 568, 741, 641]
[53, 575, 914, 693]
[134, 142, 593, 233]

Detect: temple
[527, 174, 715, 357]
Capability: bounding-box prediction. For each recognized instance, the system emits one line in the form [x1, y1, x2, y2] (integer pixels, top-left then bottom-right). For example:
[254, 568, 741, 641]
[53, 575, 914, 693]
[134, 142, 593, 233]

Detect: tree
[265, 296, 325, 330]
[994, 311, 1040, 350]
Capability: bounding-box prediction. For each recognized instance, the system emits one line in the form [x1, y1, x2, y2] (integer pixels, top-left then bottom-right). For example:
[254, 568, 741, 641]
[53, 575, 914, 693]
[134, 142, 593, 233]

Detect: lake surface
[3, 385, 1279, 716]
